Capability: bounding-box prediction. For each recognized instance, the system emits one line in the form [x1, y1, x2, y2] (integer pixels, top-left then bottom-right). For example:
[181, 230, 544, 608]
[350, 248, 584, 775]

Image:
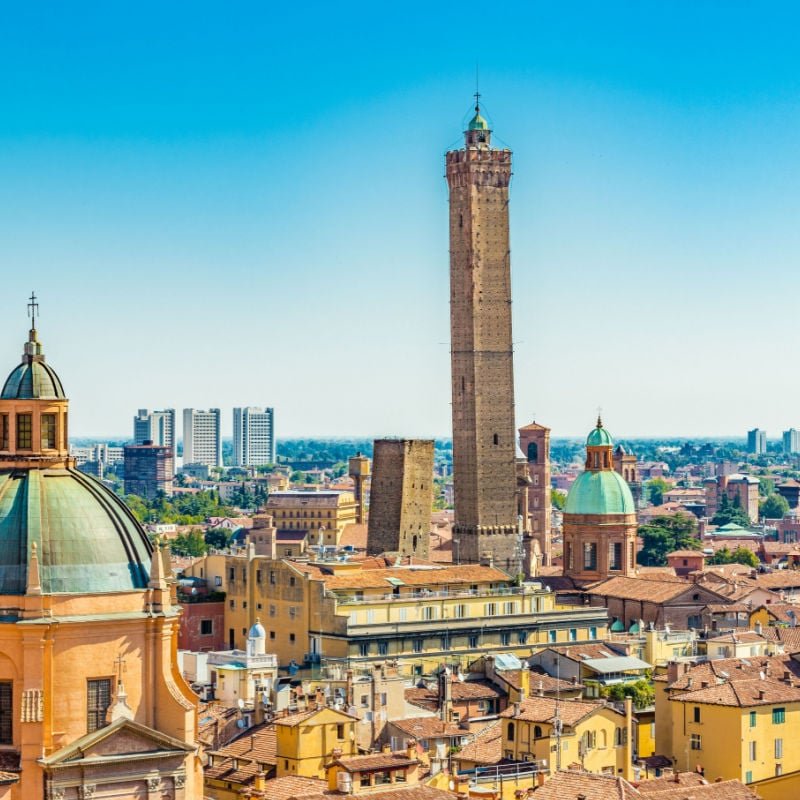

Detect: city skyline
[4, 3, 800, 438]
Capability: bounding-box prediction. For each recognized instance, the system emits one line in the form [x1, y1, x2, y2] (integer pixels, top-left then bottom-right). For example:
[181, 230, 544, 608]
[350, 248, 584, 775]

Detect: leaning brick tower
[446, 100, 520, 573]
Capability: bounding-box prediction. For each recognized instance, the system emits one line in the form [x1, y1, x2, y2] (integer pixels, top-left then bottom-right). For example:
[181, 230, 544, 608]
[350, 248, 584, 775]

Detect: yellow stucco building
[0, 308, 201, 799]
[499, 696, 633, 780]
[183, 537, 609, 671]
[656, 657, 800, 787]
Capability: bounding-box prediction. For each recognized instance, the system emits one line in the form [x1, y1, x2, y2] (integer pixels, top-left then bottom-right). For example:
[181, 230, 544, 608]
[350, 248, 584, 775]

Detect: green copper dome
[564, 470, 636, 516]
[1, 328, 65, 400]
[468, 110, 489, 131]
[587, 420, 613, 447]
[0, 468, 152, 594]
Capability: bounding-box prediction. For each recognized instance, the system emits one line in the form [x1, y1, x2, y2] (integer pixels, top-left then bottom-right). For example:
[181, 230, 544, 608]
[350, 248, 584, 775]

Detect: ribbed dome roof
[587, 423, 613, 447]
[564, 470, 636, 516]
[1, 360, 65, 400]
[0, 467, 152, 594]
[1, 327, 65, 400]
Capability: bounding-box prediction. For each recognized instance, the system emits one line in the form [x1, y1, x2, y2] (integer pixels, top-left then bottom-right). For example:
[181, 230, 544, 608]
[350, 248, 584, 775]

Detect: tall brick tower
[446, 100, 520, 573]
[518, 421, 552, 566]
[367, 439, 434, 559]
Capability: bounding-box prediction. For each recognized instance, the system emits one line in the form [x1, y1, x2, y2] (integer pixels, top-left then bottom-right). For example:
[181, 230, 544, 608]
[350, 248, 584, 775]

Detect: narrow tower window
[16, 414, 32, 450]
[41, 413, 56, 450]
[493, 434, 499, 445]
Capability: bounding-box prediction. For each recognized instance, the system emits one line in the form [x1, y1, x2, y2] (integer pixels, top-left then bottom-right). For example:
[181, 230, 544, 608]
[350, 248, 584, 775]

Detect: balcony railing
[330, 585, 547, 605]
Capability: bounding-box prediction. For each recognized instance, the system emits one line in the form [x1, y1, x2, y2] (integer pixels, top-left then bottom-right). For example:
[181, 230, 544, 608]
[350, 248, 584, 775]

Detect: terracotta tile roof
[703, 603, 750, 613]
[241, 775, 327, 799]
[638, 779, 758, 799]
[295, 563, 510, 590]
[330, 752, 419, 772]
[300, 787, 457, 800]
[671, 676, 800, 706]
[454, 719, 502, 765]
[586, 576, 704, 603]
[273, 709, 320, 727]
[667, 551, 706, 559]
[760, 626, 800, 652]
[635, 773, 710, 793]
[761, 542, 800, 555]
[405, 680, 503, 712]
[545, 642, 624, 662]
[502, 666, 583, 694]
[527, 769, 639, 800]
[499, 697, 609, 727]
[706, 631, 766, 644]
[755, 571, 800, 589]
[664, 654, 800, 691]
[339, 523, 368, 549]
[389, 716, 467, 739]
[207, 722, 276, 763]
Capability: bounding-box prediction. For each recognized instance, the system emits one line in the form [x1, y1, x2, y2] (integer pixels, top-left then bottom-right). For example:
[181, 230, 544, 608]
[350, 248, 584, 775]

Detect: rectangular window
[359, 642, 370, 657]
[772, 707, 786, 724]
[500, 632, 511, 646]
[454, 604, 467, 618]
[775, 738, 783, 758]
[16, 414, 32, 450]
[569, 628, 577, 641]
[518, 631, 527, 645]
[413, 639, 423, 653]
[378, 641, 388, 656]
[745, 771, 752, 784]
[256, 569, 262, 583]
[214, 576, 222, 587]
[609, 541, 622, 571]
[0, 415, 8, 450]
[40, 413, 56, 449]
[269, 571, 276, 585]
[289, 633, 295, 643]
[693, 707, 701, 723]
[750, 711, 757, 728]
[583, 542, 597, 571]
[0, 682, 11, 744]
[749, 741, 757, 761]
[336, 723, 345, 739]
[87, 678, 112, 733]
[503, 601, 517, 615]
[690, 733, 701, 750]
[422, 606, 437, 621]
[548, 630, 557, 643]
[200, 619, 213, 635]
[484, 603, 497, 616]
[229, 567, 235, 580]
[469, 635, 479, 648]
[589, 627, 597, 640]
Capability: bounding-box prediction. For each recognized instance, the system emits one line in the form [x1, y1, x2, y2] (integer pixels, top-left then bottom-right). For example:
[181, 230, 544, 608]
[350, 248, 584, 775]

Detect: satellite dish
[237, 698, 245, 710]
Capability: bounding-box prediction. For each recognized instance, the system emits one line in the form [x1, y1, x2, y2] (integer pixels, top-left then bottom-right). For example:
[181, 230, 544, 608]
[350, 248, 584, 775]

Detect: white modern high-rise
[783, 429, 800, 455]
[233, 407, 276, 466]
[183, 408, 222, 467]
[133, 408, 176, 452]
[747, 428, 767, 455]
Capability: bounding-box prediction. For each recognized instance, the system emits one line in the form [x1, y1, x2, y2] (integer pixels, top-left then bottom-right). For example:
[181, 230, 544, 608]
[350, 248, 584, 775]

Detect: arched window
[527, 442, 538, 463]
[507, 722, 515, 742]
[533, 725, 542, 739]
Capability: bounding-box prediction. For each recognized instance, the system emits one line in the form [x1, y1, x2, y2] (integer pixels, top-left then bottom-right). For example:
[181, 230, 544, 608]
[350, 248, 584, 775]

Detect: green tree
[647, 477, 671, 506]
[169, 529, 207, 557]
[551, 489, 567, 511]
[711, 493, 752, 528]
[638, 513, 701, 566]
[760, 493, 789, 520]
[205, 527, 234, 550]
[600, 679, 654, 710]
[709, 546, 758, 568]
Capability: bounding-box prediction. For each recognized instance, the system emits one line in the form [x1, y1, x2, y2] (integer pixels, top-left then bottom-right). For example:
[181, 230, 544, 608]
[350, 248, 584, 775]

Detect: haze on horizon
[2, 2, 799, 441]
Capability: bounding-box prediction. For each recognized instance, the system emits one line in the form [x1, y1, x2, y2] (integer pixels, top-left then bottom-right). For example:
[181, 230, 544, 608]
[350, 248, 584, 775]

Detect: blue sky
[1, 2, 799, 440]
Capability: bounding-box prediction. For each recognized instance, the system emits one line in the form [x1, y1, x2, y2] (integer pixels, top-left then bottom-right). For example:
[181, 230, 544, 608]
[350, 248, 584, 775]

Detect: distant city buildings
[783, 428, 800, 455]
[232, 406, 275, 466]
[183, 408, 222, 467]
[123, 441, 174, 499]
[133, 408, 175, 453]
[747, 427, 767, 455]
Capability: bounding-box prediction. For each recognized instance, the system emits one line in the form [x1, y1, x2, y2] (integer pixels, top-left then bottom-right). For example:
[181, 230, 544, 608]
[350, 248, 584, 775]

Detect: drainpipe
[623, 696, 634, 781]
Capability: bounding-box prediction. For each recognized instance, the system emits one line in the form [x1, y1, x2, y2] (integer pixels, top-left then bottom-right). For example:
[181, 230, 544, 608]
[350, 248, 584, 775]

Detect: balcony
[330, 584, 547, 605]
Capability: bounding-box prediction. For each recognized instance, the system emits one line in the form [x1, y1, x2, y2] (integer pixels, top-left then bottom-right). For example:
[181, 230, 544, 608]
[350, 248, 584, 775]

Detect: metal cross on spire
[27, 291, 39, 326]
[474, 62, 481, 112]
[114, 652, 127, 685]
